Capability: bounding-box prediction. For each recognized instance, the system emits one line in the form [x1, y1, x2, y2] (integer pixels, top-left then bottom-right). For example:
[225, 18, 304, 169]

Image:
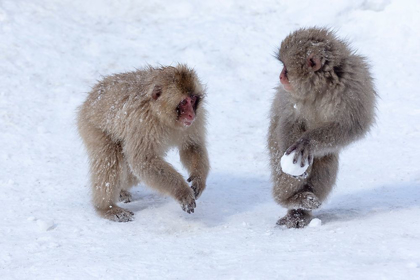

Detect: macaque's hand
[286, 137, 314, 168]
[187, 175, 205, 199]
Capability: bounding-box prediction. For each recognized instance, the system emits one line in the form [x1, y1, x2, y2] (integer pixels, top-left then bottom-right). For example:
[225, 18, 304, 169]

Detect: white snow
[280, 151, 310, 176]
[1, 0, 420, 279]
[407, 262, 419, 269]
[36, 219, 55, 232]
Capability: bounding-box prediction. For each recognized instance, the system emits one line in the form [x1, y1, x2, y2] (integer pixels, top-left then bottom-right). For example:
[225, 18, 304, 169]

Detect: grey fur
[78, 64, 210, 222]
[268, 28, 377, 228]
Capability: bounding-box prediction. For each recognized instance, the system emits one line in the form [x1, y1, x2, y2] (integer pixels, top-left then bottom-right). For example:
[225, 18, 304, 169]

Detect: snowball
[36, 220, 55, 231]
[308, 218, 322, 227]
[280, 151, 309, 176]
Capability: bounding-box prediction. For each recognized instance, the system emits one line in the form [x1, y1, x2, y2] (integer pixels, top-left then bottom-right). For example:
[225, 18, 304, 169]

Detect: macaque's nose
[186, 111, 195, 120]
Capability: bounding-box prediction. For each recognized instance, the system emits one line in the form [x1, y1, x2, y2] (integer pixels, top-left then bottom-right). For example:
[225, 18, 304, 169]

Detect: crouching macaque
[78, 65, 210, 222]
[268, 28, 377, 228]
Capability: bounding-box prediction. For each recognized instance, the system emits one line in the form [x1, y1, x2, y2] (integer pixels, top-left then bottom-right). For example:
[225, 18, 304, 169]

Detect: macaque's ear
[152, 85, 162, 100]
[307, 54, 322, 71]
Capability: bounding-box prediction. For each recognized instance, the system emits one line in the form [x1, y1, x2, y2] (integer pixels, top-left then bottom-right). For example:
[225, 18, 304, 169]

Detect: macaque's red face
[177, 95, 198, 127]
[280, 66, 293, 92]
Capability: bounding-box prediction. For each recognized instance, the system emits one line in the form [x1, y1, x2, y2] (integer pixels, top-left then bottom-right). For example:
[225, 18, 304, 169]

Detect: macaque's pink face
[280, 66, 293, 92]
[177, 95, 198, 127]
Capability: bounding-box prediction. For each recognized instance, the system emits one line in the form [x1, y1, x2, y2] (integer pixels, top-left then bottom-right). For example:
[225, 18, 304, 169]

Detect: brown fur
[268, 28, 377, 228]
[77, 64, 210, 222]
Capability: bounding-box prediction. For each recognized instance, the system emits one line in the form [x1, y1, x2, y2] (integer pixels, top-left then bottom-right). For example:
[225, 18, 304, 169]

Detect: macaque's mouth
[281, 83, 293, 92]
[182, 120, 194, 127]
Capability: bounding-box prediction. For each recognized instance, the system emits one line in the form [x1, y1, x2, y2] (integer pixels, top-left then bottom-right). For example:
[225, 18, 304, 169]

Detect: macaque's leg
[83, 124, 134, 222]
[119, 160, 139, 203]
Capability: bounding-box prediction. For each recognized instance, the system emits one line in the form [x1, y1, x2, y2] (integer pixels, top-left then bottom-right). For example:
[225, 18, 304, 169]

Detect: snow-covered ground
[1, 0, 420, 279]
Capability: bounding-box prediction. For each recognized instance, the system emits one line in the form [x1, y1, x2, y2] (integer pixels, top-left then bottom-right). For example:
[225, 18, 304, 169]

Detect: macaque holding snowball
[268, 28, 377, 228]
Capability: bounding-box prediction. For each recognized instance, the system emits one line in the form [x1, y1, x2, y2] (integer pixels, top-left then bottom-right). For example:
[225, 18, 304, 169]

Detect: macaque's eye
[180, 99, 188, 106]
[190, 95, 197, 105]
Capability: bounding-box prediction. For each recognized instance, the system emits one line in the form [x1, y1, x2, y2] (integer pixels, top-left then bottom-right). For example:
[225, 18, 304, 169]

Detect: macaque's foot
[187, 175, 205, 199]
[119, 190, 133, 203]
[178, 188, 196, 214]
[291, 191, 321, 210]
[100, 206, 134, 222]
[276, 209, 312, 228]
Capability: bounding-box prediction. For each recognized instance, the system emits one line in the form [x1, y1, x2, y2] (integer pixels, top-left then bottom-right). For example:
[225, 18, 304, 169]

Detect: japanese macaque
[268, 28, 377, 228]
[78, 64, 210, 222]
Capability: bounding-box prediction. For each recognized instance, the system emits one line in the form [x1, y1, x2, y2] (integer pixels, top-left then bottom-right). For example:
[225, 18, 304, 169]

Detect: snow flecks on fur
[1, 0, 420, 279]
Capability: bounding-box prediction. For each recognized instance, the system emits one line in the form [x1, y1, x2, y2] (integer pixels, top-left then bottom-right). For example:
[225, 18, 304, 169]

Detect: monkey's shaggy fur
[269, 28, 377, 228]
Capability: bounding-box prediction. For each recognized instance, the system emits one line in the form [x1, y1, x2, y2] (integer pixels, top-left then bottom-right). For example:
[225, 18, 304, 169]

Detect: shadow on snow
[317, 182, 420, 224]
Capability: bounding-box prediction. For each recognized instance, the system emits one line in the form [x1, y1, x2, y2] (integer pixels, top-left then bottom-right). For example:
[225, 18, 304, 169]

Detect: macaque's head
[277, 28, 349, 96]
[150, 65, 205, 129]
